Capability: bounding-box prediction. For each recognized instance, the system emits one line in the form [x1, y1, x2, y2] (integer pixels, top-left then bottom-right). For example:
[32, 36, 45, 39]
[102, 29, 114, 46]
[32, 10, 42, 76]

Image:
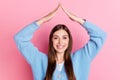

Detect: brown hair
[44, 24, 76, 80]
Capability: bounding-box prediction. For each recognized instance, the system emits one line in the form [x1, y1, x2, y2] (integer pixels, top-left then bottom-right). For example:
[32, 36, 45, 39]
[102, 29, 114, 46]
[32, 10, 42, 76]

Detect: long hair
[44, 24, 76, 80]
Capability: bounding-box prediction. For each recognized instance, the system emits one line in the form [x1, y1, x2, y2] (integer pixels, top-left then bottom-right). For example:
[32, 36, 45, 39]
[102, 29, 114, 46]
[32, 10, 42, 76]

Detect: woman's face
[52, 29, 69, 54]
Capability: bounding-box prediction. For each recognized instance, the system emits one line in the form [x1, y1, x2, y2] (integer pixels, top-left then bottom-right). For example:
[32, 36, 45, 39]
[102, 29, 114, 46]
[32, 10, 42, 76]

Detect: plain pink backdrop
[0, 0, 120, 80]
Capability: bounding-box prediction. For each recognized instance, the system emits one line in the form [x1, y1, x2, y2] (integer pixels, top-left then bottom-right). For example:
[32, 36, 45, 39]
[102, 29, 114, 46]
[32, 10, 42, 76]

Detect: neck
[56, 52, 64, 64]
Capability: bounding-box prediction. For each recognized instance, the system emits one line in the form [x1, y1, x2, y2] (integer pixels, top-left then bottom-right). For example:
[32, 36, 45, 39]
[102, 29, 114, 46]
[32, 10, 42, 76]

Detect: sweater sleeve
[73, 21, 107, 62]
[14, 21, 47, 65]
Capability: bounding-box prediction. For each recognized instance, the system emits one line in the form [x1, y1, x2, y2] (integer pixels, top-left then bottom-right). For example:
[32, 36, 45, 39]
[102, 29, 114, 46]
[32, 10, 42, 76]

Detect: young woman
[14, 4, 106, 80]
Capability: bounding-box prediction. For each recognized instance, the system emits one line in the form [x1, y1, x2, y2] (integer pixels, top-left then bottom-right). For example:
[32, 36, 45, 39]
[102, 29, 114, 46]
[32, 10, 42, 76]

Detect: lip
[57, 45, 64, 49]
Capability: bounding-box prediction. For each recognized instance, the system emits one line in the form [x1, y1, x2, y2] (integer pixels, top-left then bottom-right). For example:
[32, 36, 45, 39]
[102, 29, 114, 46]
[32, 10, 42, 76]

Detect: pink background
[0, 0, 120, 80]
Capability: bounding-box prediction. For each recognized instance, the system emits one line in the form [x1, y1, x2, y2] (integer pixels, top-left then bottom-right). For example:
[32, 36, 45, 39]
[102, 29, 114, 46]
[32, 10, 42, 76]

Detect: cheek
[65, 40, 69, 45]
[52, 40, 58, 48]
[52, 40, 58, 44]
[66, 42, 69, 47]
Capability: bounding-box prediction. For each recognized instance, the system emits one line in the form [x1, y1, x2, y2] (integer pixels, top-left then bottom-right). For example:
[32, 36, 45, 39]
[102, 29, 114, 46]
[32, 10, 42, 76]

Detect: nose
[58, 38, 63, 44]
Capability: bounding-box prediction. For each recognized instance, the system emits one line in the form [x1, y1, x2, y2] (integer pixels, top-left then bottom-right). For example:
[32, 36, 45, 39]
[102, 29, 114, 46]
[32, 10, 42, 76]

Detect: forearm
[76, 17, 85, 25]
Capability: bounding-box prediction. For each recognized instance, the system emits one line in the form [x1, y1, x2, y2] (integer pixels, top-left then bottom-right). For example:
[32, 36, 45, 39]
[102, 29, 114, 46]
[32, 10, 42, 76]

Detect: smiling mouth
[57, 45, 64, 49]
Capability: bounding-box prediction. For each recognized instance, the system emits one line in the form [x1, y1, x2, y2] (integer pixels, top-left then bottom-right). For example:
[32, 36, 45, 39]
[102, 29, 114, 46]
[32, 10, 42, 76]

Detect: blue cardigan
[14, 21, 106, 80]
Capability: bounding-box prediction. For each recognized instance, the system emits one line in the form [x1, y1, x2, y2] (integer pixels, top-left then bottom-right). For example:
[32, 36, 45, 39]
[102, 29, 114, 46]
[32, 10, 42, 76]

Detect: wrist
[36, 19, 44, 26]
[77, 17, 85, 25]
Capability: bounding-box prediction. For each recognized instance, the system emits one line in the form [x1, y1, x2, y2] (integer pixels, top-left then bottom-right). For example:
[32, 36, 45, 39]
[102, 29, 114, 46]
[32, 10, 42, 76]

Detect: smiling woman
[52, 26, 70, 54]
[14, 3, 106, 80]
[51, 24, 70, 61]
[46, 24, 75, 80]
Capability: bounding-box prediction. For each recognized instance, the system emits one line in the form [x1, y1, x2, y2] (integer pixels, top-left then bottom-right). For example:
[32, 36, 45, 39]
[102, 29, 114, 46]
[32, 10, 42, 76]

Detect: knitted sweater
[14, 20, 106, 80]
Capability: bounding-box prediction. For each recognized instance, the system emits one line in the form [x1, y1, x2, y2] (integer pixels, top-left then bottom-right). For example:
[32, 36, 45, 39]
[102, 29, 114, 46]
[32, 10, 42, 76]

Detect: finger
[55, 3, 60, 11]
[60, 4, 74, 19]
[60, 4, 64, 11]
[60, 5, 69, 15]
[62, 7, 71, 16]
[58, 3, 61, 7]
[59, 3, 62, 8]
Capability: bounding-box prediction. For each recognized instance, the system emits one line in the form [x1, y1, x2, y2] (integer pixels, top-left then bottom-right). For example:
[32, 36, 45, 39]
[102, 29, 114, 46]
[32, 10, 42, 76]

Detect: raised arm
[60, 4, 107, 62]
[60, 4, 85, 25]
[14, 4, 60, 65]
[36, 3, 60, 26]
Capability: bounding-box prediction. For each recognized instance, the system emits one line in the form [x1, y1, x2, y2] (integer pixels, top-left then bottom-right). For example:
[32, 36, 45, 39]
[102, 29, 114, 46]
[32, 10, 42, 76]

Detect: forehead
[53, 29, 68, 36]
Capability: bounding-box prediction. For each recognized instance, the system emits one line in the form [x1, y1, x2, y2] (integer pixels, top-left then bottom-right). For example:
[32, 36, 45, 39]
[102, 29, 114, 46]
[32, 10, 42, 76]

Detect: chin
[56, 50, 65, 53]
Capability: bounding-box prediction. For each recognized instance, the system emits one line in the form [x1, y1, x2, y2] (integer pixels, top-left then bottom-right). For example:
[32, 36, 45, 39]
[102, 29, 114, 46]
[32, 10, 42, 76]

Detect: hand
[60, 4, 85, 24]
[36, 4, 60, 25]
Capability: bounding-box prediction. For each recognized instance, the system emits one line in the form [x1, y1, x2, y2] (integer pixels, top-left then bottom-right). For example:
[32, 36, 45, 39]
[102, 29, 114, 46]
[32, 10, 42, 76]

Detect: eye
[63, 37, 68, 39]
[53, 37, 58, 39]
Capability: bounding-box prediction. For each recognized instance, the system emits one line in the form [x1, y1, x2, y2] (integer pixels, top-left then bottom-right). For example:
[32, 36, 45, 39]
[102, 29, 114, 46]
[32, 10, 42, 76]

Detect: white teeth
[57, 45, 64, 49]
